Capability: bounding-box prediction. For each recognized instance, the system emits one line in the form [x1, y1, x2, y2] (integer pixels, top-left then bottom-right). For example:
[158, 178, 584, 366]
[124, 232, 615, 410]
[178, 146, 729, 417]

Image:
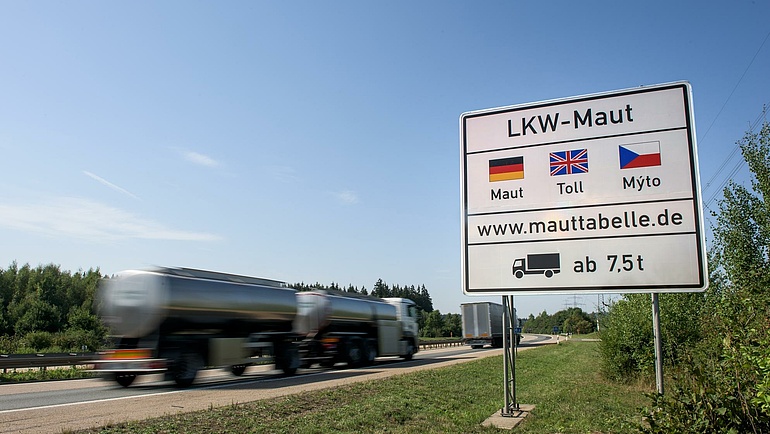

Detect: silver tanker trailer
[293, 290, 419, 368]
[92, 267, 300, 387]
[92, 267, 420, 387]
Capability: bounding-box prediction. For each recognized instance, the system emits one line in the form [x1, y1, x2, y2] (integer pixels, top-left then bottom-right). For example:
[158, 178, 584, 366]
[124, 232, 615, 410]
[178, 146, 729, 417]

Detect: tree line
[522, 307, 597, 335]
[289, 278, 434, 314]
[0, 262, 105, 353]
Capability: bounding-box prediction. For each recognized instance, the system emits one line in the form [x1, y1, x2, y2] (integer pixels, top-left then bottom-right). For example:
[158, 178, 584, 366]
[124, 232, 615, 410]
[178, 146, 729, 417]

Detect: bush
[599, 293, 703, 381]
[642, 315, 770, 433]
[0, 335, 19, 353]
[22, 331, 56, 352]
[55, 328, 104, 352]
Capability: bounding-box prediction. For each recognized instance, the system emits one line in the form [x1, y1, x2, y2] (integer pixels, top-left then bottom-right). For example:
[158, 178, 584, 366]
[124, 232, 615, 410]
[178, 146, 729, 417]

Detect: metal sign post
[501, 295, 521, 416]
[651, 293, 664, 395]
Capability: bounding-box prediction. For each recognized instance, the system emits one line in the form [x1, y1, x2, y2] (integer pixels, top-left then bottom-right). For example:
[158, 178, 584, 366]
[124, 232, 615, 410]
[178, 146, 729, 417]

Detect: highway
[0, 335, 555, 433]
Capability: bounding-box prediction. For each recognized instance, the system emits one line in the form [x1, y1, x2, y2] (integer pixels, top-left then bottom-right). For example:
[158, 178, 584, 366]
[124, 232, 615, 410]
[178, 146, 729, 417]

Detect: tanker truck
[91, 267, 418, 387]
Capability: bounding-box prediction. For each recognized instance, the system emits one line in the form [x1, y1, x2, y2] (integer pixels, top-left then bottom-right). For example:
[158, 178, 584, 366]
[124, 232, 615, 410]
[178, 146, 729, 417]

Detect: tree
[0, 262, 107, 352]
[443, 313, 462, 338]
[563, 310, 594, 334]
[371, 278, 389, 298]
[422, 310, 444, 338]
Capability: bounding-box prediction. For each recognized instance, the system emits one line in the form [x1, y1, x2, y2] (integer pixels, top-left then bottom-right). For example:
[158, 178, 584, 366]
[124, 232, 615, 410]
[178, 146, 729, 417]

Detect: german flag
[489, 156, 524, 182]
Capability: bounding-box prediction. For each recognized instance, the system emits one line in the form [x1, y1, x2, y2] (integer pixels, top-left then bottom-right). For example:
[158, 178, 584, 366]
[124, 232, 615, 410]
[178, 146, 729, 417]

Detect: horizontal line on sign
[464, 127, 687, 156]
[467, 196, 695, 217]
[467, 230, 698, 246]
[464, 284, 706, 294]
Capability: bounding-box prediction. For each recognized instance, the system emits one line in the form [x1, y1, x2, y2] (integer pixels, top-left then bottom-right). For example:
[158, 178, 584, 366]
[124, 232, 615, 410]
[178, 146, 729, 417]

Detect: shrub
[599, 293, 703, 381]
[22, 331, 56, 352]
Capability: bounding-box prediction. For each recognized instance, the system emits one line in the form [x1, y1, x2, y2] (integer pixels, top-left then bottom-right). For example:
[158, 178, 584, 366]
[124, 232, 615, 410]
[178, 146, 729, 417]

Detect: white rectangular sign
[460, 82, 708, 295]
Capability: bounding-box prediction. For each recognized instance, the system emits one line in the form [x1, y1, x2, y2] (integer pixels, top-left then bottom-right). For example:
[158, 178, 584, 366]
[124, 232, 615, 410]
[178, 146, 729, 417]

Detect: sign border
[460, 81, 708, 295]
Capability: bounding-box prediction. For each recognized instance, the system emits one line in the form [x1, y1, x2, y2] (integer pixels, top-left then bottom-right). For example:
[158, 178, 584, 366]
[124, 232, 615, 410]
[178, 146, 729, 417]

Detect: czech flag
[619, 141, 661, 169]
[489, 156, 524, 182]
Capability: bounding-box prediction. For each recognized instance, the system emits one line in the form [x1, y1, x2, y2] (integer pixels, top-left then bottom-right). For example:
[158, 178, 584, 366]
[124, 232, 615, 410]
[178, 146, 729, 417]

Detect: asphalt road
[0, 334, 555, 433]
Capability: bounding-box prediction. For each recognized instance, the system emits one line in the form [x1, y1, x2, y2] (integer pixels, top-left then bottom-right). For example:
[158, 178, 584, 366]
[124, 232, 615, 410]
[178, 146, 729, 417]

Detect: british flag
[550, 148, 588, 176]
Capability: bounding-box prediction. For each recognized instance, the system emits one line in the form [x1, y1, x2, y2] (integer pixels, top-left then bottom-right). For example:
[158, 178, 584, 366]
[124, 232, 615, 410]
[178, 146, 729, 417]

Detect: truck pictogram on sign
[512, 253, 561, 279]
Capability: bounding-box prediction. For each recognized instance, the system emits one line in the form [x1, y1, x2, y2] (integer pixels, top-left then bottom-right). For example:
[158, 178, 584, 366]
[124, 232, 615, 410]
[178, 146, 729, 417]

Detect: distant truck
[512, 253, 560, 278]
[461, 302, 520, 349]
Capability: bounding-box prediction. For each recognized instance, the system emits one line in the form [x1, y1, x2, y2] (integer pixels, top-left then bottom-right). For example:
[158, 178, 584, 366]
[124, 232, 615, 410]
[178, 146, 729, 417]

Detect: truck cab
[384, 298, 419, 337]
[383, 298, 419, 357]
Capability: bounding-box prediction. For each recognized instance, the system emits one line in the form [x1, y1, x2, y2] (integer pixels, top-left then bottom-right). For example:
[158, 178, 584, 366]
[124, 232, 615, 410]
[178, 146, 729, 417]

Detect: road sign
[460, 82, 708, 295]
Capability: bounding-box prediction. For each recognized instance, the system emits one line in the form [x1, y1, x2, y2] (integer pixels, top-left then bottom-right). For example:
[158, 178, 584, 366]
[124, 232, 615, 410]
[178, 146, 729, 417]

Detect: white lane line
[0, 369, 347, 415]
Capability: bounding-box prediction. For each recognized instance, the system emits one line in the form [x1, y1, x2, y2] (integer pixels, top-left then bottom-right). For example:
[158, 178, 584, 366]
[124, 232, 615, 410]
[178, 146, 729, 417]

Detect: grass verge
[0, 367, 95, 383]
[80, 341, 651, 433]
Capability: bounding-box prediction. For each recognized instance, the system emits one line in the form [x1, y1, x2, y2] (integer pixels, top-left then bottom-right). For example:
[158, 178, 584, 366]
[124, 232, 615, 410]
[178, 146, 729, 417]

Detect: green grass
[0, 367, 95, 383]
[80, 341, 651, 433]
[571, 331, 600, 339]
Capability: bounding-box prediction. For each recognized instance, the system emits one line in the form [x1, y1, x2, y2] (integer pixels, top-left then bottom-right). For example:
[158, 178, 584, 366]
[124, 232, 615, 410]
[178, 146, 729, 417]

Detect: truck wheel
[363, 339, 377, 366]
[402, 342, 414, 361]
[231, 364, 247, 376]
[277, 343, 300, 376]
[514, 270, 524, 279]
[115, 373, 136, 387]
[173, 351, 203, 387]
[545, 269, 554, 278]
[345, 337, 364, 368]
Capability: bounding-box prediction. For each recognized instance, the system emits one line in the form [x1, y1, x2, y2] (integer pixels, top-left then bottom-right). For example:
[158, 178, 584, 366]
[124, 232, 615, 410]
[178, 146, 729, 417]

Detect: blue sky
[1, 1, 768, 316]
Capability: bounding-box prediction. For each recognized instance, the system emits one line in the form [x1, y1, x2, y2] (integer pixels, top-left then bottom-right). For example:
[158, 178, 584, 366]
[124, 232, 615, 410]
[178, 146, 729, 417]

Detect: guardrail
[1, 341, 465, 371]
[0, 353, 96, 372]
[418, 339, 464, 350]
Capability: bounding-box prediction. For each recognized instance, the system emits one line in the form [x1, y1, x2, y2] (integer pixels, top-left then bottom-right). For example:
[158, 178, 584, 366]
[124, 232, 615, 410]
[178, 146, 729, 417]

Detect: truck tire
[402, 341, 414, 361]
[363, 339, 377, 366]
[115, 373, 136, 387]
[545, 269, 554, 278]
[277, 342, 300, 376]
[173, 351, 203, 387]
[345, 337, 364, 368]
[514, 270, 524, 279]
[231, 364, 247, 376]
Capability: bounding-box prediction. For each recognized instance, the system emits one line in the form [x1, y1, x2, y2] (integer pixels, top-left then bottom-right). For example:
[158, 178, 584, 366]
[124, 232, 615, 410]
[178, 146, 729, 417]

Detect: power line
[698, 25, 769, 210]
[699, 29, 770, 145]
[704, 105, 769, 208]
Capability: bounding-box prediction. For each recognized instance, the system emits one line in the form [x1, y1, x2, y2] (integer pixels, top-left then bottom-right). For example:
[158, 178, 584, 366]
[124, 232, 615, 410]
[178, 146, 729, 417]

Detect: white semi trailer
[92, 267, 419, 387]
[461, 302, 520, 349]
